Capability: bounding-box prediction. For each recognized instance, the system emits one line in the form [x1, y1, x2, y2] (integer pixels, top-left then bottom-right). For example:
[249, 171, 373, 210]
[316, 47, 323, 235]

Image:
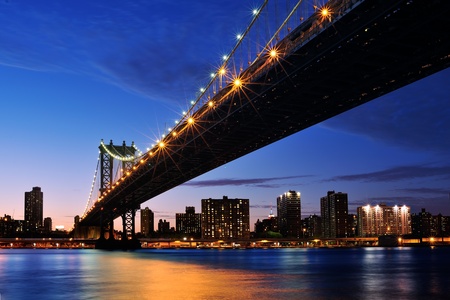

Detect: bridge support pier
[96, 210, 121, 249]
[95, 206, 141, 250]
[119, 206, 141, 250]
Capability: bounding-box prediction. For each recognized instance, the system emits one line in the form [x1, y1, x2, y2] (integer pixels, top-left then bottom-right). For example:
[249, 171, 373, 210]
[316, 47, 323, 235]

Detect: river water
[1, 247, 449, 299]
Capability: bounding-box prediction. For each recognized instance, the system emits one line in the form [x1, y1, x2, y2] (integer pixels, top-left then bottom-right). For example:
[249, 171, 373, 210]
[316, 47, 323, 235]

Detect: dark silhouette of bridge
[74, 0, 450, 249]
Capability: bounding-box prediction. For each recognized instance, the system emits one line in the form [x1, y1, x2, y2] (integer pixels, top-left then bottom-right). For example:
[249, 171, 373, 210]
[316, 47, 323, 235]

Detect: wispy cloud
[0, 1, 244, 104]
[327, 164, 450, 182]
[183, 175, 313, 188]
[250, 204, 273, 209]
[394, 187, 450, 195]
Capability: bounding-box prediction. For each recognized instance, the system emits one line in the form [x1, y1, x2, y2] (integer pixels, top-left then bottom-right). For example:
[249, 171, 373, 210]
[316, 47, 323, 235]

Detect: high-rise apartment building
[277, 190, 301, 238]
[201, 196, 250, 239]
[357, 203, 411, 237]
[320, 191, 348, 238]
[24, 186, 43, 232]
[176, 206, 201, 237]
[140, 207, 154, 237]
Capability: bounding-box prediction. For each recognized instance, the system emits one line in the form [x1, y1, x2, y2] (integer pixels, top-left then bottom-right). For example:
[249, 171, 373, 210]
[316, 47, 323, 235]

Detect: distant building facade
[357, 203, 411, 237]
[141, 207, 154, 237]
[321, 191, 348, 238]
[254, 209, 278, 237]
[305, 214, 322, 238]
[201, 196, 250, 239]
[410, 208, 450, 238]
[24, 187, 43, 233]
[435, 214, 450, 237]
[43, 217, 52, 234]
[411, 208, 434, 238]
[0, 215, 19, 237]
[158, 219, 170, 234]
[176, 206, 201, 237]
[277, 191, 302, 238]
[347, 214, 357, 237]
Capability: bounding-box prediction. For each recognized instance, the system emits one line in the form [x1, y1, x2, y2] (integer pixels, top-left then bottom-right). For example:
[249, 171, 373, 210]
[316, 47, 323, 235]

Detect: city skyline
[1, 0, 449, 230]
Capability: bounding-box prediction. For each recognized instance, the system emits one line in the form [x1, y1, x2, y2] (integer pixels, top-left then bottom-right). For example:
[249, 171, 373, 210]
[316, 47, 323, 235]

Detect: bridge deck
[80, 0, 450, 226]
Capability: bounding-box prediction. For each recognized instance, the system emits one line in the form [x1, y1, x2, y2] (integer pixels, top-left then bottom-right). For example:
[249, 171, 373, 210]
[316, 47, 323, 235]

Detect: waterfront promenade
[2, 236, 449, 249]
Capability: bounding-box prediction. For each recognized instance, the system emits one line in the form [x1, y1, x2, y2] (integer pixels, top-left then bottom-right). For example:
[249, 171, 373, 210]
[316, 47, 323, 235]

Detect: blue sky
[1, 0, 449, 230]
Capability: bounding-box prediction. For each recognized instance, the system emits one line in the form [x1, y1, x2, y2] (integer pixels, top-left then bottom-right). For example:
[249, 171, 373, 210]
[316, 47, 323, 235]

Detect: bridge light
[269, 49, 278, 59]
[159, 142, 165, 148]
[319, 6, 332, 21]
[233, 78, 242, 88]
[222, 55, 228, 61]
[252, 9, 258, 15]
[188, 117, 194, 125]
[208, 101, 214, 107]
[172, 131, 177, 137]
[236, 34, 242, 40]
[219, 68, 226, 75]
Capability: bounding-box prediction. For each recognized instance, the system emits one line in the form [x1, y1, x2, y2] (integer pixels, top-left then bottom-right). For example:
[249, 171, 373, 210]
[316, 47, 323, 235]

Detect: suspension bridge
[73, 0, 450, 249]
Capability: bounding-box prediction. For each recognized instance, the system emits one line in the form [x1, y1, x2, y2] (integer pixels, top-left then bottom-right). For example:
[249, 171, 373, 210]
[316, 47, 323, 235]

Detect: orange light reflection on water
[81, 252, 276, 299]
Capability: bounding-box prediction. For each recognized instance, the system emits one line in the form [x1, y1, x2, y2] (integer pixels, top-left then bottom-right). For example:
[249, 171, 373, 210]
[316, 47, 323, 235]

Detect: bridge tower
[97, 139, 140, 249]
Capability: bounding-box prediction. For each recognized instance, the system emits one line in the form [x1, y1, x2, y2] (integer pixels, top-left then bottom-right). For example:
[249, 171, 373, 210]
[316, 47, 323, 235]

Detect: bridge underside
[80, 0, 450, 227]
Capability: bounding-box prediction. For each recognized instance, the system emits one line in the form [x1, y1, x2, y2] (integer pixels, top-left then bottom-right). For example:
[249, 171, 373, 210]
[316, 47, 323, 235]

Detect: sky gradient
[1, 0, 449, 230]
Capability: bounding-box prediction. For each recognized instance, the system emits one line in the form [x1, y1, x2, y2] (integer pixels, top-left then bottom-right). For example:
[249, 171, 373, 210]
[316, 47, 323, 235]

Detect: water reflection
[85, 251, 282, 299]
[0, 248, 449, 299]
